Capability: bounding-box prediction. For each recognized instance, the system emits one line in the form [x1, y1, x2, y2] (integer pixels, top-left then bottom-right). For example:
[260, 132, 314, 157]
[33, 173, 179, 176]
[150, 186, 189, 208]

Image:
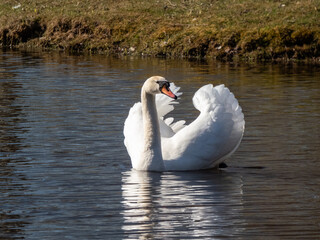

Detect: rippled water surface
[1, 50, 320, 239]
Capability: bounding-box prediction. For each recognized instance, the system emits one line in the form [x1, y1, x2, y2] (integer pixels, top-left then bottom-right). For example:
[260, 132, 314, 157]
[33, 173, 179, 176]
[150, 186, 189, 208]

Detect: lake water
[1, 50, 319, 239]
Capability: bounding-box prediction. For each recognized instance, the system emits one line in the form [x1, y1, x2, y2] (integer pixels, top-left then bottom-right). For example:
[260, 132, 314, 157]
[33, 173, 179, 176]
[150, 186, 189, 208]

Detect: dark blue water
[1, 50, 319, 239]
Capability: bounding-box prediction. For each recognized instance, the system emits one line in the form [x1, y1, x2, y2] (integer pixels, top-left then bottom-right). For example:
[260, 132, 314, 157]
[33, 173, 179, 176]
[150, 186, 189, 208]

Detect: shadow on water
[121, 169, 245, 239]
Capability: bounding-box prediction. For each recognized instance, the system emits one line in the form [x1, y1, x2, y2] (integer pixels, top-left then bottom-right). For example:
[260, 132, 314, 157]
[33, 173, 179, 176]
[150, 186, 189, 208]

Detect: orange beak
[161, 85, 177, 99]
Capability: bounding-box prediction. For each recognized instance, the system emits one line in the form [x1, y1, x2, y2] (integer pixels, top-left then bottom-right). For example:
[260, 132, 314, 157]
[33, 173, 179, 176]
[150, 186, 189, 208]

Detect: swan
[123, 76, 245, 171]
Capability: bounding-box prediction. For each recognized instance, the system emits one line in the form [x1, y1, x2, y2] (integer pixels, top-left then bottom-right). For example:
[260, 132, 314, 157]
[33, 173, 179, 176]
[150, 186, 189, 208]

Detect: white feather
[123, 81, 245, 171]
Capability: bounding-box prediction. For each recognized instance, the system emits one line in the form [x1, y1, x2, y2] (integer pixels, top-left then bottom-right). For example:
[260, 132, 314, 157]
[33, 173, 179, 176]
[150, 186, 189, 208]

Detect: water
[1, 50, 319, 239]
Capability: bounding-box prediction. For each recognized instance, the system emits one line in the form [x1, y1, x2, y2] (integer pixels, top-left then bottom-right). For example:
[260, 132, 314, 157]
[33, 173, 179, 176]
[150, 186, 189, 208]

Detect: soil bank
[1, 0, 320, 61]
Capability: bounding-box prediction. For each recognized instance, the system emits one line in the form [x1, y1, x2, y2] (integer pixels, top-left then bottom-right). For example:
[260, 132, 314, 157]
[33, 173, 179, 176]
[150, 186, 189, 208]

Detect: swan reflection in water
[121, 170, 245, 238]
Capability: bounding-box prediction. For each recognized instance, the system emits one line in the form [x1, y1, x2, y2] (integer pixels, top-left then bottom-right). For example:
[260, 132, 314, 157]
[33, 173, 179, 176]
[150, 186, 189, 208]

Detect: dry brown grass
[1, 0, 320, 60]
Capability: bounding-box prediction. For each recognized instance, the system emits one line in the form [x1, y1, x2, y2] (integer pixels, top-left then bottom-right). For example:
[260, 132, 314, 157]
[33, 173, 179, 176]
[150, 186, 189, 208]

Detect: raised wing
[156, 83, 185, 137]
[162, 84, 245, 171]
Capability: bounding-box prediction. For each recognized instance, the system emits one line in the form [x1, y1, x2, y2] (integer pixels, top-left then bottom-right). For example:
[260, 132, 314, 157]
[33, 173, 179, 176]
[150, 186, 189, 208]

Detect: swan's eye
[157, 81, 170, 91]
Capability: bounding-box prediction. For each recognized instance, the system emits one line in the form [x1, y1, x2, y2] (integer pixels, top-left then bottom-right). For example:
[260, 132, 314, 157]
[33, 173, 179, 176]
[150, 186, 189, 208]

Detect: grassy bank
[1, 0, 320, 61]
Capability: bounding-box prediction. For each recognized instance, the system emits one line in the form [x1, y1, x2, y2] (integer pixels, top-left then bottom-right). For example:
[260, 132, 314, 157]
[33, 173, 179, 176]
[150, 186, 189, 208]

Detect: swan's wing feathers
[163, 84, 245, 170]
[170, 120, 186, 133]
[156, 82, 186, 135]
[156, 82, 181, 117]
[159, 117, 175, 137]
[123, 102, 144, 167]
[193, 84, 216, 112]
[164, 117, 174, 125]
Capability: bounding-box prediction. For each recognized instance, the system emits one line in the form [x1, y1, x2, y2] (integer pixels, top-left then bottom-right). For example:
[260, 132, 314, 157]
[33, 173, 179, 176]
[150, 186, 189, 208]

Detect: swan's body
[124, 76, 245, 171]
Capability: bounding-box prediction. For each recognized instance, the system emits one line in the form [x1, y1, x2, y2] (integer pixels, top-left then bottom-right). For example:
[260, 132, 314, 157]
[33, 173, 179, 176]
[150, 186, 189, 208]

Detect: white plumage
[123, 76, 245, 171]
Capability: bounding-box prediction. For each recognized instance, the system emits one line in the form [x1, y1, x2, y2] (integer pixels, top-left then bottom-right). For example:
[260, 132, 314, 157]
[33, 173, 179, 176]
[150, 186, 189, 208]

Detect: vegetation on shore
[1, 0, 320, 61]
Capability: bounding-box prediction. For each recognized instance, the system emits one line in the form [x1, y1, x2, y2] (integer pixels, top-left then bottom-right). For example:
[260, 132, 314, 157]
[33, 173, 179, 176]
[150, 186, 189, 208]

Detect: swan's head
[143, 76, 177, 99]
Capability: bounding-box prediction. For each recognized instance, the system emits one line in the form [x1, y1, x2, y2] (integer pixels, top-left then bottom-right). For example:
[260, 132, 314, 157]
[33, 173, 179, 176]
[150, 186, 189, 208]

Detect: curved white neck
[140, 89, 165, 171]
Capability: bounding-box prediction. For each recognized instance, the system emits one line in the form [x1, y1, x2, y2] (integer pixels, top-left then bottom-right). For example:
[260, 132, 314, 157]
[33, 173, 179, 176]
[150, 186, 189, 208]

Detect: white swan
[123, 76, 245, 171]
